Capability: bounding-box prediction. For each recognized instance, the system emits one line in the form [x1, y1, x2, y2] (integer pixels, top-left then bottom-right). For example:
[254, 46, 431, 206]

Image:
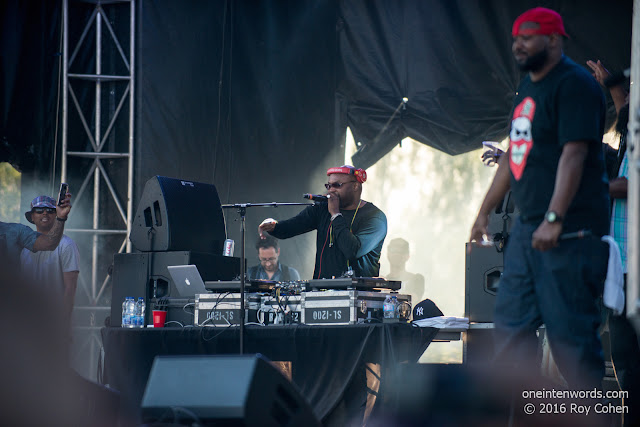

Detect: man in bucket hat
[21, 195, 79, 325]
[0, 191, 72, 280]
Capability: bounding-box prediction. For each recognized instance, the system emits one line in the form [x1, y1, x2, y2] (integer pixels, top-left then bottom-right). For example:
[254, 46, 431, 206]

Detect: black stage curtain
[340, 0, 633, 168]
[1, 0, 61, 183]
[136, 0, 341, 203]
[4, 0, 633, 174]
[135, 0, 342, 277]
[101, 324, 438, 425]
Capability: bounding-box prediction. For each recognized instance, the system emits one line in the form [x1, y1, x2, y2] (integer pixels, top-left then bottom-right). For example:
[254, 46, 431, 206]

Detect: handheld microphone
[303, 193, 329, 202]
[559, 229, 592, 240]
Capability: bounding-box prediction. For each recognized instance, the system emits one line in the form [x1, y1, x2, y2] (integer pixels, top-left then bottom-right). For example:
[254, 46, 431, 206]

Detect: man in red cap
[469, 7, 609, 392]
[259, 165, 387, 278]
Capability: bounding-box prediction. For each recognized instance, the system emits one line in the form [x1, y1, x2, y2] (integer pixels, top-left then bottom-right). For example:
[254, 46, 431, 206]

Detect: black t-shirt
[508, 56, 609, 235]
[270, 202, 387, 279]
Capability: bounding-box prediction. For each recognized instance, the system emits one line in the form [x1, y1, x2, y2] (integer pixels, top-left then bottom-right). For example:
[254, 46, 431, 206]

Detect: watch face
[546, 211, 557, 223]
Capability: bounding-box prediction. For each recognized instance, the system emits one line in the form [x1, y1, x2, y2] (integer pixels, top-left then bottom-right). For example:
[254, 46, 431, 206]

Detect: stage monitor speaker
[130, 176, 227, 253]
[465, 243, 504, 323]
[141, 355, 320, 427]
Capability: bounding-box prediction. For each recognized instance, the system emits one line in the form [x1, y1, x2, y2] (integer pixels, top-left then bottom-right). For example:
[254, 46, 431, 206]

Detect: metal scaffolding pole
[629, 0, 640, 333]
[62, 0, 135, 380]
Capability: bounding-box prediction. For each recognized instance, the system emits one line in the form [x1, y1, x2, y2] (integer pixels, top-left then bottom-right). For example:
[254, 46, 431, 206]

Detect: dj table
[100, 323, 438, 425]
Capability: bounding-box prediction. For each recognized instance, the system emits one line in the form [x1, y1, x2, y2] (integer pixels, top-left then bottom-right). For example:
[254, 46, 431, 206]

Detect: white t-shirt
[20, 235, 80, 297]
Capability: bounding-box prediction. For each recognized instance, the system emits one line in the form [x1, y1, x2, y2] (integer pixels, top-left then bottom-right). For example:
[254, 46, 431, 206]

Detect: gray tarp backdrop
[2, 0, 633, 282]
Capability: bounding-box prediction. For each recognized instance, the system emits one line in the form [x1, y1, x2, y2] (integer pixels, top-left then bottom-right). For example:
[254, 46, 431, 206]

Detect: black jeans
[494, 218, 608, 390]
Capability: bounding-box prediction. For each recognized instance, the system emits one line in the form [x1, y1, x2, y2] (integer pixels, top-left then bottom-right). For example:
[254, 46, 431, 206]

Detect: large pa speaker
[141, 355, 321, 427]
[465, 243, 504, 323]
[130, 176, 227, 253]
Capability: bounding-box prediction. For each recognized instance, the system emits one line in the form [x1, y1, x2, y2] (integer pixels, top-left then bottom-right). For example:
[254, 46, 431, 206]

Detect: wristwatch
[544, 211, 563, 224]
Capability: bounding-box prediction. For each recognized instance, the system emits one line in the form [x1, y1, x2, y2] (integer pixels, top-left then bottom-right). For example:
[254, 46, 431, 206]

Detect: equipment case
[301, 290, 411, 325]
[194, 293, 262, 326]
[259, 295, 302, 325]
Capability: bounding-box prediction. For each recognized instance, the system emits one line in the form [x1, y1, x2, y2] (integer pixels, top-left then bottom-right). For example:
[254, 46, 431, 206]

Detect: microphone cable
[316, 224, 332, 279]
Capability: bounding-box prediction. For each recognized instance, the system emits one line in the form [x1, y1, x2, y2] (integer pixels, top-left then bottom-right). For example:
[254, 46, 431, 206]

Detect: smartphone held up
[57, 183, 69, 206]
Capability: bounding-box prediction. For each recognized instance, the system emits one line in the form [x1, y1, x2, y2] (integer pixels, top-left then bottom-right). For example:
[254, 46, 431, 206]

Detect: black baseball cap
[412, 299, 443, 321]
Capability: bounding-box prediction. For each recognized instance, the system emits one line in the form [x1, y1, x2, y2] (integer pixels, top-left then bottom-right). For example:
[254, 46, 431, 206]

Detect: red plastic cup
[152, 310, 167, 328]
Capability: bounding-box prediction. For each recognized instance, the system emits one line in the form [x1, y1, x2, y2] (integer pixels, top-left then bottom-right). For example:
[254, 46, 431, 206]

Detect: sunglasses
[324, 181, 357, 190]
[32, 207, 56, 214]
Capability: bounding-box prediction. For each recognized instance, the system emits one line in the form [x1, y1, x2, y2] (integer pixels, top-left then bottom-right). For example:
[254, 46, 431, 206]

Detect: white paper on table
[412, 316, 469, 329]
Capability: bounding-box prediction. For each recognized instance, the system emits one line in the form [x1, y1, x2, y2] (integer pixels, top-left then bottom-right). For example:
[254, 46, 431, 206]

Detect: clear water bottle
[122, 297, 135, 328]
[135, 297, 146, 328]
[391, 296, 399, 319]
[383, 295, 394, 319]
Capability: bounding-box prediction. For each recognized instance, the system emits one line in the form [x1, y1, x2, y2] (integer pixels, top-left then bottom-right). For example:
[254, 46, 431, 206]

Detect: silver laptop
[166, 265, 209, 297]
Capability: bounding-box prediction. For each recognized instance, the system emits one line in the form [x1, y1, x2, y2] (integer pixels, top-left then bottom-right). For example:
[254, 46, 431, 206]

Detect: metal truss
[61, 0, 135, 305]
[63, 0, 134, 379]
[70, 309, 110, 381]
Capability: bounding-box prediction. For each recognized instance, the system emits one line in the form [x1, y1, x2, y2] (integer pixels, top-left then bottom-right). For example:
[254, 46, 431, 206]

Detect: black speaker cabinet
[110, 251, 240, 326]
[141, 355, 320, 427]
[110, 253, 148, 327]
[130, 176, 227, 253]
[465, 243, 504, 323]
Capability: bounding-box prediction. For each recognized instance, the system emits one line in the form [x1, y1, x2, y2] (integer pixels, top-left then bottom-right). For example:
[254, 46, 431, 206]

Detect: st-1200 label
[305, 307, 350, 323]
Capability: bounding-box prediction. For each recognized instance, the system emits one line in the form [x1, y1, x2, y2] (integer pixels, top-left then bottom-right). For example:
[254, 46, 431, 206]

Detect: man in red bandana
[259, 165, 387, 279]
[469, 8, 609, 392]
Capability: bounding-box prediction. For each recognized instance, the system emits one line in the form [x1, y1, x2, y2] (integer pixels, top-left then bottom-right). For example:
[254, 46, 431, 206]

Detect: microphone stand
[221, 202, 313, 354]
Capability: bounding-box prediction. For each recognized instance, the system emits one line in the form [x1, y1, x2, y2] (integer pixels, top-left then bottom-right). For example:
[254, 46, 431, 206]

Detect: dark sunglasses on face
[324, 181, 356, 190]
[33, 207, 56, 214]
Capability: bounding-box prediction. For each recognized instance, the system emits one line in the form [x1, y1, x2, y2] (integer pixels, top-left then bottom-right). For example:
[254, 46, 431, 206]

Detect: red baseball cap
[326, 165, 367, 183]
[512, 7, 569, 38]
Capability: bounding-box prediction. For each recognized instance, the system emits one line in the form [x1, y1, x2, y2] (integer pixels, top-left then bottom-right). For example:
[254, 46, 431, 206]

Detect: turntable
[306, 277, 401, 291]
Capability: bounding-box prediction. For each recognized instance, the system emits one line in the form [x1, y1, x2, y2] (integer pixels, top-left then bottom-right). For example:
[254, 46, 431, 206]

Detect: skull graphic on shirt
[509, 97, 536, 180]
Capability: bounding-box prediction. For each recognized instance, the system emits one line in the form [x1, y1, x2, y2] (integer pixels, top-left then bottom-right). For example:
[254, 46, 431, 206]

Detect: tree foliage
[0, 163, 21, 222]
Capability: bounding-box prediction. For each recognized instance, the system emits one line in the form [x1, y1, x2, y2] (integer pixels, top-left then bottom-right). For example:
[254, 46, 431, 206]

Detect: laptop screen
[166, 265, 209, 297]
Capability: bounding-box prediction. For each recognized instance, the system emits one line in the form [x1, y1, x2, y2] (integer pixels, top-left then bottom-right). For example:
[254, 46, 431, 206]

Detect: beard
[515, 47, 548, 72]
[338, 193, 357, 209]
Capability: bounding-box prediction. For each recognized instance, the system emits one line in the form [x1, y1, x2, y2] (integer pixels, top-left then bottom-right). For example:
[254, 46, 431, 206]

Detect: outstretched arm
[587, 60, 628, 113]
[262, 206, 318, 240]
[469, 152, 511, 246]
[33, 193, 71, 252]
